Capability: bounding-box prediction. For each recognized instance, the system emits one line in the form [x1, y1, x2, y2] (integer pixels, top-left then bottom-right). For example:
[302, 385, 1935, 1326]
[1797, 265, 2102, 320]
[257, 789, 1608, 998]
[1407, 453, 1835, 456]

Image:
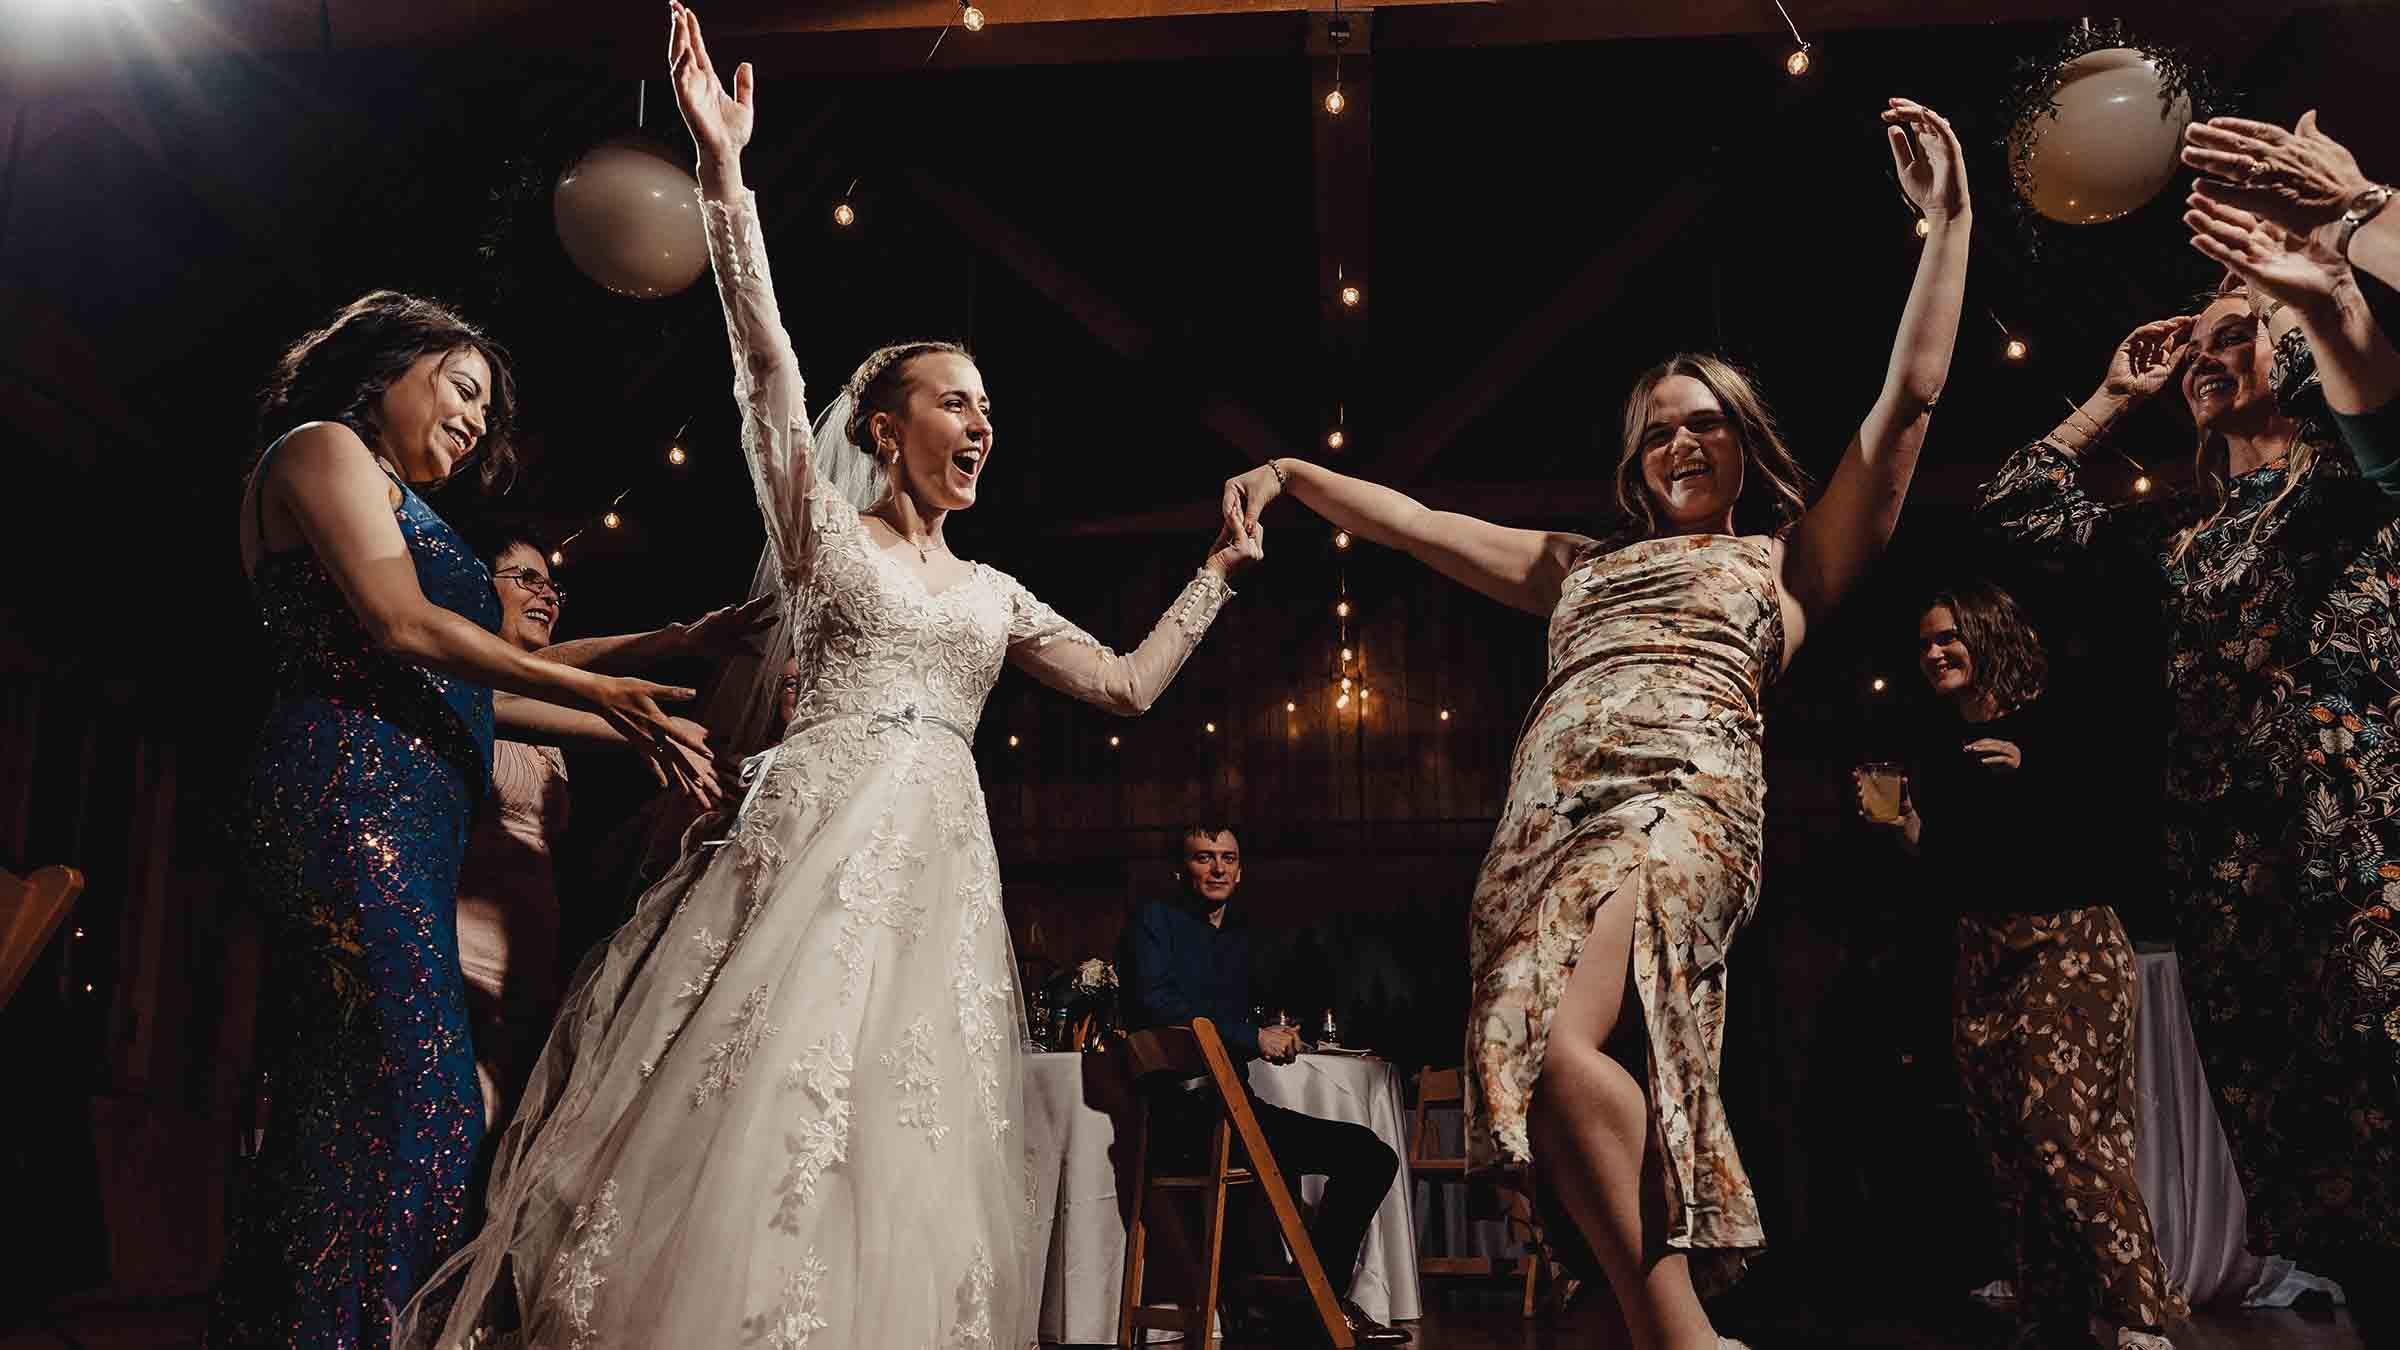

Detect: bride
[399, 6, 1258, 1346]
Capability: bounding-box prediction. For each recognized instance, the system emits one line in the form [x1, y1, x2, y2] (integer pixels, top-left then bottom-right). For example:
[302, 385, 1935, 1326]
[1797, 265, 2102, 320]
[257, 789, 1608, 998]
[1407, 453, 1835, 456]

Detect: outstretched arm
[535, 594, 778, 674]
[1002, 533, 1255, 717]
[1783, 99, 1972, 639]
[260, 423, 709, 797]
[1219, 459, 1591, 617]
[674, 2, 824, 574]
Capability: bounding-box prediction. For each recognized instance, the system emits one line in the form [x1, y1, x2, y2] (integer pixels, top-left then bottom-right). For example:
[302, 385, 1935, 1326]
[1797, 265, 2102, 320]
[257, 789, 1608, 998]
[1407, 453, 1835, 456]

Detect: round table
[1023, 1050, 1422, 1344]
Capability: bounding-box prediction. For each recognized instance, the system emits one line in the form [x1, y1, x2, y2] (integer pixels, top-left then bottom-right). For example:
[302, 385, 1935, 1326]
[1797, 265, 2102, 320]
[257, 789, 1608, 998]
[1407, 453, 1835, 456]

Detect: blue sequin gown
[211, 444, 499, 1349]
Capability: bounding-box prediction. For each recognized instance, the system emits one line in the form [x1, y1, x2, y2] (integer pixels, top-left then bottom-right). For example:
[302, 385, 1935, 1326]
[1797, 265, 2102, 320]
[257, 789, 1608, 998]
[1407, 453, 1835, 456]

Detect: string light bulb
[1871, 676, 1888, 693]
[603, 511, 622, 530]
[960, 3, 985, 31]
[1341, 676, 1352, 691]
[1359, 688, 1370, 702]
[1439, 708, 1451, 721]
[2133, 474, 2153, 495]
[1326, 428, 1345, 451]
[1336, 600, 1350, 618]
[1287, 700, 1298, 712]
[833, 201, 856, 227]
[550, 549, 566, 566]
[1336, 692, 1350, 709]
[2005, 337, 2029, 362]
[1325, 86, 1347, 116]
[73, 927, 85, 939]
[1340, 647, 1353, 662]
[1007, 734, 1019, 747]
[1772, 0, 1813, 77]
[1108, 734, 1121, 748]
[1334, 531, 1351, 550]
[1340, 284, 1362, 309]
[666, 444, 687, 466]
[1204, 721, 1217, 734]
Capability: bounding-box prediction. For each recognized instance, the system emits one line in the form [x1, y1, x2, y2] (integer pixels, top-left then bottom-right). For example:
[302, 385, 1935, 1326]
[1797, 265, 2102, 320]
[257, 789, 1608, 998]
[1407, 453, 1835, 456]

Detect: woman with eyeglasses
[452, 530, 766, 1134]
[217, 295, 713, 1349]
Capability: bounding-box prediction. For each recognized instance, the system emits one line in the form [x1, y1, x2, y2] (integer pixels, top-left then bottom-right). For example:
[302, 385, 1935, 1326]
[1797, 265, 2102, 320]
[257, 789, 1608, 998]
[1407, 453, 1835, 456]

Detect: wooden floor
[0, 1293, 2360, 1349]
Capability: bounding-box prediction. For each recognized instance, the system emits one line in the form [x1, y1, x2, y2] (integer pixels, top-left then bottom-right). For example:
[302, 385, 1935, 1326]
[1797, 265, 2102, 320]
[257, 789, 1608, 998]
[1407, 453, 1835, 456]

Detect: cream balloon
[553, 140, 709, 299]
[2009, 47, 2193, 225]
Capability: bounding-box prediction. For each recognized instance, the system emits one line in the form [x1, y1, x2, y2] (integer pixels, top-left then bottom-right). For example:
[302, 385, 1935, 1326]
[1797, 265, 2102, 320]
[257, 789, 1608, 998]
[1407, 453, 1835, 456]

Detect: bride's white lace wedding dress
[399, 187, 1232, 1350]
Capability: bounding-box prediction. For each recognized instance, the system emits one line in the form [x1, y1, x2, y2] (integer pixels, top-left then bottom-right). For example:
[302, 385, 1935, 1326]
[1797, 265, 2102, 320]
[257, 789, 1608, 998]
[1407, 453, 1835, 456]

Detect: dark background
[4, 0, 2395, 1333]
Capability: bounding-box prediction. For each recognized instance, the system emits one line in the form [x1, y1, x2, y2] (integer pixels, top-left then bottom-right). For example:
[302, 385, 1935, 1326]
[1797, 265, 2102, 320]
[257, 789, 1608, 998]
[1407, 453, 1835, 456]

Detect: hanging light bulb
[833, 201, 856, 228]
[1341, 676, 1352, 692]
[1785, 46, 1811, 76]
[1336, 600, 1350, 618]
[603, 510, 622, 529]
[1108, 734, 1121, 748]
[1339, 284, 1362, 308]
[72, 927, 85, 939]
[1286, 700, 1297, 713]
[1204, 722, 1217, 734]
[2004, 337, 2029, 362]
[666, 444, 687, 466]
[1007, 734, 1019, 748]
[1871, 676, 1888, 693]
[1326, 428, 1345, 451]
[1340, 647, 1353, 662]
[960, 3, 985, 31]
[2133, 475, 2153, 495]
[1359, 688, 1370, 702]
[1325, 86, 1347, 116]
[1334, 530, 1351, 550]
[1336, 692, 1350, 709]
[550, 549, 566, 566]
[1439, 708, 1451, 722]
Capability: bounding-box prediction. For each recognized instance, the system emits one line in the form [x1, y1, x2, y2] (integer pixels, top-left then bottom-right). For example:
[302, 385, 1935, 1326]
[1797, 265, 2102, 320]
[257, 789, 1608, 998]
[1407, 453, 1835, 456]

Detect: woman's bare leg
[1527, 889, 1718, 1349]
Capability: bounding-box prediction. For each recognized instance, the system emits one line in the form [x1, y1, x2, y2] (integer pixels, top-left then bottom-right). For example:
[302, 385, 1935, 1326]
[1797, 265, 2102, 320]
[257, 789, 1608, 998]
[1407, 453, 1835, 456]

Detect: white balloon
[553, 140, 709, 299]
[2009, 47, 2194, 226]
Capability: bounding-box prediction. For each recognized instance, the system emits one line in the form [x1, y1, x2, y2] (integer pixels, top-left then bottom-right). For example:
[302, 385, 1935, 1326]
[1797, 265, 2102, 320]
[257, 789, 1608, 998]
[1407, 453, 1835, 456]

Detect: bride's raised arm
[673, 1, 818, 575]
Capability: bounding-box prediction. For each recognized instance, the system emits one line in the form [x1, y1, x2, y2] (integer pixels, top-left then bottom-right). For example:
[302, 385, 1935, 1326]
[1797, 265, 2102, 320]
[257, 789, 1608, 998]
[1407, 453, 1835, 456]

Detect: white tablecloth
[1023, 1051, 1422, 1344]
[2132, 949, 2263, 1306]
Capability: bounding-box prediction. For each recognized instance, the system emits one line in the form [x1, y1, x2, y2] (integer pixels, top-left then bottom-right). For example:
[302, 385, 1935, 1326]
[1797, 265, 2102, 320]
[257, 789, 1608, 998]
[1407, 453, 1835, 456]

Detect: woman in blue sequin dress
[212, 293, 715, 1350]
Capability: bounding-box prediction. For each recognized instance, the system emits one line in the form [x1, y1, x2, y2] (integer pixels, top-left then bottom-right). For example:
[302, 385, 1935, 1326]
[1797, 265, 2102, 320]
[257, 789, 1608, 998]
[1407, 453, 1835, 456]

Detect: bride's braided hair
[842, 340, 972, 452]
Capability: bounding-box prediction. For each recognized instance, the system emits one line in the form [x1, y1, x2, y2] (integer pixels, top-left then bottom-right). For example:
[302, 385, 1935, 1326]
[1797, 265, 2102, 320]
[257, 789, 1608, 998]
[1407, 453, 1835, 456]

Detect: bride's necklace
[871, 510, 944, 565]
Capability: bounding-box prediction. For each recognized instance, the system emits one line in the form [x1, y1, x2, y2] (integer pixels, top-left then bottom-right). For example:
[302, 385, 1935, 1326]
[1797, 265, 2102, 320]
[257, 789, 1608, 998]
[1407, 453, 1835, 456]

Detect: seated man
[1118, 823, 1406, 1345]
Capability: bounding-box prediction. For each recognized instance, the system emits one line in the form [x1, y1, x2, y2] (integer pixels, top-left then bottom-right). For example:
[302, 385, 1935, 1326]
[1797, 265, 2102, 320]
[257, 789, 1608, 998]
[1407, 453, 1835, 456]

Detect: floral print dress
[1978, 394, 2400, 1265]
[1465, 532, 1781, 1291]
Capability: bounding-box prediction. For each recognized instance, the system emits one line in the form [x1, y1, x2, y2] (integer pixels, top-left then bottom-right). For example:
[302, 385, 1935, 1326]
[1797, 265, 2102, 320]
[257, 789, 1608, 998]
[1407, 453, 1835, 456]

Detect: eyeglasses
[494, 568, 566, 604]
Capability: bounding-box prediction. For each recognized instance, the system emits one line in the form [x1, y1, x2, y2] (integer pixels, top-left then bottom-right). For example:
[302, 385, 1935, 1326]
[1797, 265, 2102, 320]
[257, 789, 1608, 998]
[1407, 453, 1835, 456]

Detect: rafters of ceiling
[3, 0, 2245, 85]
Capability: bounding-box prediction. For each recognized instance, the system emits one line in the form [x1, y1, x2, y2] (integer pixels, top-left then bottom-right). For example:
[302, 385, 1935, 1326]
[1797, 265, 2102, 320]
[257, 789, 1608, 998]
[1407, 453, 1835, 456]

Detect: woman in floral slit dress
[1221, 100, 1972, 1349]
[398, 8, 1256, 1347]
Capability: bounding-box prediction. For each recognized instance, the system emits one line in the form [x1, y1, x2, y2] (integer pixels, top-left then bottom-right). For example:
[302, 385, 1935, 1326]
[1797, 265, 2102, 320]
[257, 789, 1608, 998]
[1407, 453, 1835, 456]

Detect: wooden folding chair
[0, 864, 85, 1012]
[1407, 1066, 1543, 1316]
[1116, 1017, 1355, 1349]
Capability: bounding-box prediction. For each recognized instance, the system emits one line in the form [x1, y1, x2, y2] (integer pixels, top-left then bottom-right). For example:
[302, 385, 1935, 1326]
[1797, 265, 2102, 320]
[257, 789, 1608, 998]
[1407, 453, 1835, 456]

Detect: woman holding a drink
[1857, 581, 2180, 1350]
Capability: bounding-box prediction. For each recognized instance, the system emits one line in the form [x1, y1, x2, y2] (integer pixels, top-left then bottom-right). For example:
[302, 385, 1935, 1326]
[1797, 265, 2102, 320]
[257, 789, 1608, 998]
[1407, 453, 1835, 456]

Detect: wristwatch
[2338, 183, 2395, 260]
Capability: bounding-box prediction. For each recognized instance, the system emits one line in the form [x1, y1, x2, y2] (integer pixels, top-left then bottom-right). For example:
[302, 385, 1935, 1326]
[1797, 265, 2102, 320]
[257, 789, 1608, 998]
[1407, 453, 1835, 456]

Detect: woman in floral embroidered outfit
[398, 9, 1255, 1347]
[1978, 200, 2400, 1331]
[1860, 582, 2181, 1349]
[1221, 101, 1971, 1349]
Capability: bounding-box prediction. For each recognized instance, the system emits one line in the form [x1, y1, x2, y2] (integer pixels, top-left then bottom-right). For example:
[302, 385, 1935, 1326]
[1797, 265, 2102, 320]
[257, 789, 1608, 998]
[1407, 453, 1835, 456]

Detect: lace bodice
[698, 187, 1232, 742]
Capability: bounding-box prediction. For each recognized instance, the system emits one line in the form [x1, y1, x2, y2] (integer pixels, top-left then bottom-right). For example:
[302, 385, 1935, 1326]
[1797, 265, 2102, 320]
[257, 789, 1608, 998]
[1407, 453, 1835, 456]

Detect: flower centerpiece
[1045, 957, 1121, 1051]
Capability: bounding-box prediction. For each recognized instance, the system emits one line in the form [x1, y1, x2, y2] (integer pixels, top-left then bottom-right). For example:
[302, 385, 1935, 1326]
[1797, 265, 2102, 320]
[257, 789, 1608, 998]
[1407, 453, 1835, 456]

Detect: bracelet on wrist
[1266, 458, 1288, 489]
